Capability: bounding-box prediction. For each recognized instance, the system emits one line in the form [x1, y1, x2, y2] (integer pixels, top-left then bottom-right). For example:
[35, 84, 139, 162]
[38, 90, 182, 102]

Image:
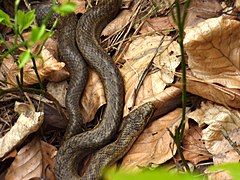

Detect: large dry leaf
[0, 102, 44, 159]
[174, 72, 240, 108]
[184, 0, 222, 28]
[121, 108, 184, 170]
[184, 16, 240, 89]
[188, 101, 240, 164]
[80, 70, 106, 123]
[5, 138, 57, 180]
[121, 35, 181, 115]
[178, 122, 212, 165]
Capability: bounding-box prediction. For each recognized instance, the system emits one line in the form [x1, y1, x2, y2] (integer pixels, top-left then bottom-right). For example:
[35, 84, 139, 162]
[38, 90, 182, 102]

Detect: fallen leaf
[174, 72, 240, 108]
[3, 46, 65, 88]
[80, 70, 106, 123]
[102, 9, 132, 36]
[46, 81, 68, 107]
[177, 122, 212, 165]
[121, 108, 185, 171]
[5, 138, 57, 180]
[139, 17, 174, 34]
[188, 101, 240, 164]
[0, 102, 44, 159]
[121, 35, 181, 115]
[184, 16, 240, 89]
[184, 0, 222, 28]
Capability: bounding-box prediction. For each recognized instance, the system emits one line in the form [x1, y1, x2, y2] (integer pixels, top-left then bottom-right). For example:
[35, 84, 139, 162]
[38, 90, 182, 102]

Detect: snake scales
[1, 0, 155, 179]
[55, 0, 156, 179]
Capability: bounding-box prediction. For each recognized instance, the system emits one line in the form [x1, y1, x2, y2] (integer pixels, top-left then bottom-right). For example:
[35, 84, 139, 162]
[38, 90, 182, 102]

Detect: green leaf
[105, 168, 202, 180]
[17, 10, 35, 33]
[19, 49, 31, 68]
[53, 2, 76, 16]
[30, 24, 47, 44]
[0, 9, 13, 28]
[208, 163, 240, 179]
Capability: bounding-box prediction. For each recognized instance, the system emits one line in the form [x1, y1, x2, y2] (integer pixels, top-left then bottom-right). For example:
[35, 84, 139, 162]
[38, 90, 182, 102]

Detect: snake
[1, 0, 156, 179]
[82, 102, 155, 180]
[55, 102, 155, 180]
[55, 0, 125, 178]
[57, 13, 88, 140]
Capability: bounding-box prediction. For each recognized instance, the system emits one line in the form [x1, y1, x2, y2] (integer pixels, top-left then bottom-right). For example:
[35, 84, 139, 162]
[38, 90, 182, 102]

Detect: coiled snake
[0, 0, 155, 179]
[55, 0, 156, 179]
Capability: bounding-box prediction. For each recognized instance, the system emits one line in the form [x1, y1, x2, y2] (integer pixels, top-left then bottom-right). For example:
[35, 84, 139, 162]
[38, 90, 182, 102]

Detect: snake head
[122, 102, 155, 137]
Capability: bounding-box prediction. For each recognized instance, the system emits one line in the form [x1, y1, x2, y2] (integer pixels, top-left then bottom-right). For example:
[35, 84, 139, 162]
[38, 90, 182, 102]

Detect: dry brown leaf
[188, 101, 240, 164]
[0, 102, 44, 159]
[121, 35, 181, 115]
[80, 70, 106, 123]
[184, 0, 222, 28]
[47, 81, 68, 107]
[3, 46, 65, 88]
[178, 122, 212, 165]
[102, 9, 132, 36]
[121, 108, 185, 171]
[2, 150, 17, 161]
[139, 17, 174, 34]
[184, 16, 240, 89]
[5, 138, 57, 180]
[174, 72, 240, 108]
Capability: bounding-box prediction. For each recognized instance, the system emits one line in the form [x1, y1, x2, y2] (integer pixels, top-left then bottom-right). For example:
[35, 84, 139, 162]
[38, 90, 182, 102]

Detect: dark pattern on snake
[82, 102, 155, 180]
[55, 0, 124, 179]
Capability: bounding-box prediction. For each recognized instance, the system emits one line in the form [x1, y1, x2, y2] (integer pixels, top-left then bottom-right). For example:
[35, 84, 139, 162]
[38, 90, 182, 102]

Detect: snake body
[76, 0, 124, 145]
[58, 14, 88, 140]
[1, 1, 156, 179]
[82, 102, 155, 180]
[55, 0, 125, 179]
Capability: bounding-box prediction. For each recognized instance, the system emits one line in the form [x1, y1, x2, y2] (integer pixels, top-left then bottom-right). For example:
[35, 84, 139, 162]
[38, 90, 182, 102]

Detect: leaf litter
[0, 0, 240, 179]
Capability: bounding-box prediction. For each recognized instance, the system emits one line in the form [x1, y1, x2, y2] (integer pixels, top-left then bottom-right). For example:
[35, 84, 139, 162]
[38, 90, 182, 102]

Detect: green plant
[0, 0, 76, 91]
[168, 0, 191, 173]
[208, 162, 240, 179]
[105, 167, 202, 180]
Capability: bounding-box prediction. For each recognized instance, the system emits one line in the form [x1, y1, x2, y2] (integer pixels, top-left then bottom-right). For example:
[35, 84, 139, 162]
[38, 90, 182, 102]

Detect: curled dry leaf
[102, 9, 132, 36]
[4, 46, 65, 88]
[188, 101, 240, 164]
[120, 35, 181, 115]
[80, 70, 106, 123]
[184, 0, 222, 28]
[121, 108, 185, 171]
[177, 122, 212, 165]
[184, 16, 240, 89]
[174, 72, 240, 108]
[5, 138, 57, 180]
[0, 102, 44, 159]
